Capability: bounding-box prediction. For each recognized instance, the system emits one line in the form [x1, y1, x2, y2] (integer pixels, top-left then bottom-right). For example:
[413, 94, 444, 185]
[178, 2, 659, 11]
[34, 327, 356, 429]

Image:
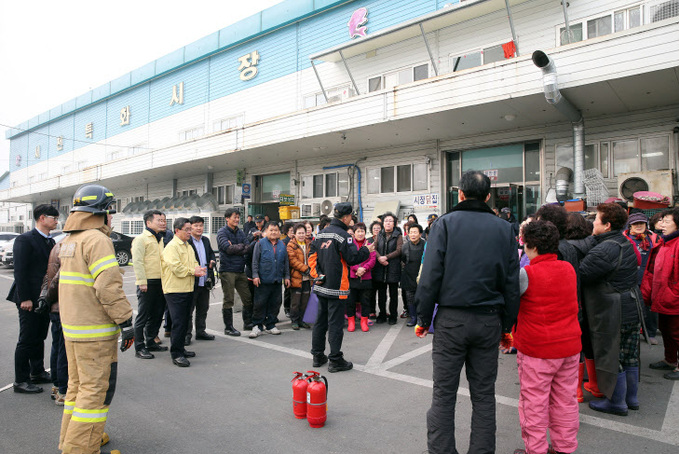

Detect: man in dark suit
[186, 216, 217, 344]
[8, 204, 60, 393]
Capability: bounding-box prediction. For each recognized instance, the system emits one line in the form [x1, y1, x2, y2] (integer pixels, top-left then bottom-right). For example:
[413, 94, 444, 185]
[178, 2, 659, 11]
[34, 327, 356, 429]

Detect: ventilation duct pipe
[533, 50, 585, 199]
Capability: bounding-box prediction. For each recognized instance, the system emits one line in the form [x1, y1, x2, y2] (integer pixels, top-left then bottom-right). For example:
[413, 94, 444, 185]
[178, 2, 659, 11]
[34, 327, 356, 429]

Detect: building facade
[3, 0, 678, 239]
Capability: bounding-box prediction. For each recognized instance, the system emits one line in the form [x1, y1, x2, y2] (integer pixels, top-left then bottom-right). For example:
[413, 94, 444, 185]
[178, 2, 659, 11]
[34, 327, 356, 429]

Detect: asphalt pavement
[0, 265, 677, 454]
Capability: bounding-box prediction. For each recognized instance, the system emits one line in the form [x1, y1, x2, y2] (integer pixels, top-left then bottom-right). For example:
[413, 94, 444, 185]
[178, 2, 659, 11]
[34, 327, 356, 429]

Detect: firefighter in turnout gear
[58, 184, 133, 454]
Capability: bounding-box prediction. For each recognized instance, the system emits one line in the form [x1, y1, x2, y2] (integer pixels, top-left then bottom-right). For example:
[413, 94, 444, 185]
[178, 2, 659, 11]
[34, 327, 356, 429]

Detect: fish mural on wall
[348, 7, 368, 39]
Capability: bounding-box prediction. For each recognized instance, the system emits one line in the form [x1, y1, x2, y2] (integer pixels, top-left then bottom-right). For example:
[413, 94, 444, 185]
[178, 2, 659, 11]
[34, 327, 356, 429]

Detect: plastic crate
[279, 206, 300, 220]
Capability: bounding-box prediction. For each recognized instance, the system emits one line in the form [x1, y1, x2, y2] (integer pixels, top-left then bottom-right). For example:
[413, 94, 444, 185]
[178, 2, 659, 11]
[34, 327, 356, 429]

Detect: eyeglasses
[44, 215, 59, 220]
[181, 228, 192, 233]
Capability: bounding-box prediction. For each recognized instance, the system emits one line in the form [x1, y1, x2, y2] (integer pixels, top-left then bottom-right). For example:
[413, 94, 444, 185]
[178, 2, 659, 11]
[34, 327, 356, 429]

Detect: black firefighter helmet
[71, 184, 117, 215]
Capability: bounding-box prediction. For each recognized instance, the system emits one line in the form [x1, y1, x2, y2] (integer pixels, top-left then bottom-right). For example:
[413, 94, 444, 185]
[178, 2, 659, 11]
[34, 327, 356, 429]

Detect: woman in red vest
[509, 220, 582, 454]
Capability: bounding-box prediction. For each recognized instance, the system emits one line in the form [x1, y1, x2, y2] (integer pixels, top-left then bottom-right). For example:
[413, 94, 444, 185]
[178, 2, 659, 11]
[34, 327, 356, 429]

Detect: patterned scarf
[634, 233, 651, 251]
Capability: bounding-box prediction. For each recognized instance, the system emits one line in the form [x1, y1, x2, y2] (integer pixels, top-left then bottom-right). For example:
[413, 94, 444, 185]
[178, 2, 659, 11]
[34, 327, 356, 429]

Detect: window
[381, 167, 395, 193]
[450, 42, 511, 73]
[211, 217, 226, 234]
[131, 221, 144, 235]
[313, 175, 323, 198]
[558, 6, 643, 46]
[368, 163, 429, 194]
[555, 144, 597, 173]
[303, 86, 355, 108]
[107, 150, 121, 161]
[212, 184, 235, 205]
[558, 134, 670, 177]
[214, 115, 243, 132]
[641, 136, 670, 171]
[587, 15, 612, 38]
[179, 126, 204, 141]
[367, 63, 429, 93]
[177, 190, 198, 197]
[649, 1, 679, 23]
[302, 172, 350, 199]
[128, 144, 145, 156]
[325, 173, 337, 197]
[525, 143, 541, 182]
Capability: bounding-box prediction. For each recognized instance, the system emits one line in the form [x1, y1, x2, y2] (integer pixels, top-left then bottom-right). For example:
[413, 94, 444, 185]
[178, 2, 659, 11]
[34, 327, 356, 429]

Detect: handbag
[303, 290, 319, 324]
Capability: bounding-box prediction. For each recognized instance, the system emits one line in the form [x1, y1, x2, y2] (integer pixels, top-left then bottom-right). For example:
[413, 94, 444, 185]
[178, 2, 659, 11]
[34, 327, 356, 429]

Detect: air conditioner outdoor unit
[320, 198, 342, 216]
[617, 170, 674, 202]
[301, 203, 321, 218]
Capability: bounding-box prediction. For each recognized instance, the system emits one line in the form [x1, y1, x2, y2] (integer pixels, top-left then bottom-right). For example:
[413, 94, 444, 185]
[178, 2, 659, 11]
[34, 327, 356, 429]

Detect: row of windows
[555, 134, 671, 177]
[301, 172, 350, 199]
[179, 115, 245, 143]
[300, 163, 429, 198]
[558, 1, 679, 46]
[367, 163, 428, 194]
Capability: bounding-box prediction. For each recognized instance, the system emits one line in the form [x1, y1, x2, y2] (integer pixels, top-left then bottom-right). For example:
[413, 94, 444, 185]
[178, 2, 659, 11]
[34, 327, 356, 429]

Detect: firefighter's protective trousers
[59, 338, 118, 454]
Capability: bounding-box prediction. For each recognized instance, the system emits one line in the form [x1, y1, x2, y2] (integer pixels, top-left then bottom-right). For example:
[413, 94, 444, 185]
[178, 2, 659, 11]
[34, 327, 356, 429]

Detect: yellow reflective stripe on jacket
[89, 254, 117, 278]
[60, 271, 95, 287]
[62, 323, 120, 339]
[71, 407, 108, 423]
[64, 401, 75, 415]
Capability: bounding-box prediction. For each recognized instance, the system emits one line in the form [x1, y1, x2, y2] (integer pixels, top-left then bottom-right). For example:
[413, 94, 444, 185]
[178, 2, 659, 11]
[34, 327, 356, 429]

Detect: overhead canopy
[310, 0, 531, 63]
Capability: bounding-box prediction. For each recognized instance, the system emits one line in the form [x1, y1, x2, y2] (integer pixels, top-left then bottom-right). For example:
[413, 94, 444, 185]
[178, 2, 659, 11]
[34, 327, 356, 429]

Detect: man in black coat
[415, 170, 520, 454]
[187, 216, 217, 344]
[8, 204, 60, 393]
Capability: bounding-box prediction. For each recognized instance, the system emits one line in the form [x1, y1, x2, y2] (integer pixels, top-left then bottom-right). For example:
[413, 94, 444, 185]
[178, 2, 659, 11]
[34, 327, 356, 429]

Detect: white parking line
[364, 322, 403, 371]
[203, 324, 679, 447]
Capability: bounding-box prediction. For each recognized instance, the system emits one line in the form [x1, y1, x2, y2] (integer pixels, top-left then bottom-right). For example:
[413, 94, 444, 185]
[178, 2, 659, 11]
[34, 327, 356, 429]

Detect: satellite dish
[320, 199, 335, 216]
[619, 177, 649, 202]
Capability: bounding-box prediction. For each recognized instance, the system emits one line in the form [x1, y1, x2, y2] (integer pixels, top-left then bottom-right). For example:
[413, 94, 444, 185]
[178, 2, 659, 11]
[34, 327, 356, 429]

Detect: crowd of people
[414, 170, 679, 454]
[8, 174, 679, 454]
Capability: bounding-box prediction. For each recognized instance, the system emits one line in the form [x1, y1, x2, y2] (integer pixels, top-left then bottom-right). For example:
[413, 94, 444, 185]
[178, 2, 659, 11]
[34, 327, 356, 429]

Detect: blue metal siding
[298, 0, 439, 70]
[149, 61, 209, 122]
[76, 92, 92, 109]
[185, 32, 219, 63]
[47, 116, 75, 158]
[74, 101, 107, 146]
[132, 61, 157, 86]
[261, 0, 314, 30]
[91, 83, 111, 103]
[110, 73, 132, 95]
[106, 85, 150, 138]
[9, 135, 28, 171]
[155, 48, 186, 75]
[27, 125, 49, 167]
[218, 13, 263, 49]
[7, 0, 458, 173]
[209, 25, 297, 102]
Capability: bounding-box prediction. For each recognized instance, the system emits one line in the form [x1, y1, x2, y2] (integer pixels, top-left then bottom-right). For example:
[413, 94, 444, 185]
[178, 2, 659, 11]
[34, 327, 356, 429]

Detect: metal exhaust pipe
[533, 50, 585, 198]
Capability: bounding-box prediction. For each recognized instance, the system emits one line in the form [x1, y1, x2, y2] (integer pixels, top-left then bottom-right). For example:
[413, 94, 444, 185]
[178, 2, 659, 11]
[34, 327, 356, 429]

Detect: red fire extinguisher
[306, 370, 328, 428]
[291, 372, 308, 419]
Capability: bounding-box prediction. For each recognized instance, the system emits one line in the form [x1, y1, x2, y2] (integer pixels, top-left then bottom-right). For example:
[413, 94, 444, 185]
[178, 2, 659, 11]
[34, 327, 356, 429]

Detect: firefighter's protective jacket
[58, 212, 133, 342]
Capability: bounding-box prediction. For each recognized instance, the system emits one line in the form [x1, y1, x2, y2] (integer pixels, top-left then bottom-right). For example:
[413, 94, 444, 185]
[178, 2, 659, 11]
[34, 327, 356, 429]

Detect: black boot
[242, 306, 254, 331]
[223, 308, 241, 336]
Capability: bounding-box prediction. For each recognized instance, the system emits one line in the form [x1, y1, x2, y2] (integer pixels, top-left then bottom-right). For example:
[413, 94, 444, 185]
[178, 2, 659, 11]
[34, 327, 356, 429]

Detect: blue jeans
[253, 283, 282, 330]
[49, 313, 68, 394]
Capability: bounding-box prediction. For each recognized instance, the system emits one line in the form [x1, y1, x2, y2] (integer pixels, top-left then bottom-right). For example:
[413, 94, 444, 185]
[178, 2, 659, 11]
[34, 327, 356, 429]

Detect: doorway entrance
[446, 142, 540, 221]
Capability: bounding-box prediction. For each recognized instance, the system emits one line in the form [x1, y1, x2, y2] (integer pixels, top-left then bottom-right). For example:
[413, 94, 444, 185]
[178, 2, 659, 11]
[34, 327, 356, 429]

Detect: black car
[110, 231, 133, 266]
